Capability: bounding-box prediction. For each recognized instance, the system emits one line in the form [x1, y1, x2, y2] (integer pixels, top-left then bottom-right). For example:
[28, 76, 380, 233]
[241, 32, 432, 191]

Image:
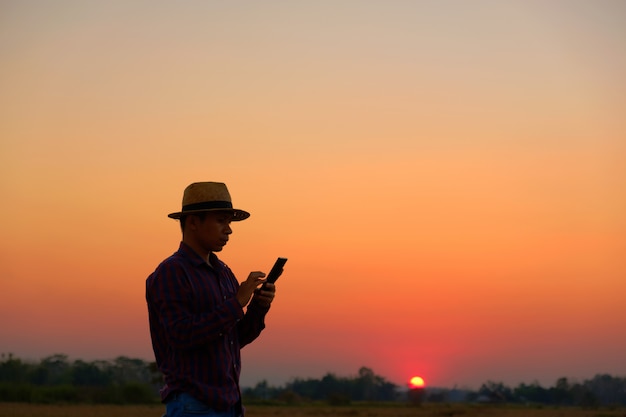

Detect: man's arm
[237, 283, 276, 347]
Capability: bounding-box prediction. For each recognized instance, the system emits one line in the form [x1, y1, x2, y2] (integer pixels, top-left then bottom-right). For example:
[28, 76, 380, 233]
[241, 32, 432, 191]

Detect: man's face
[190, 210, 234, 253]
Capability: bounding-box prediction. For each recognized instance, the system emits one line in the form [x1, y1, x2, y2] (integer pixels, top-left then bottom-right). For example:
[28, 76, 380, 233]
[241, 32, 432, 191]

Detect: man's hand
[237, 272, 266, 307]
[253, 282, 276, 308]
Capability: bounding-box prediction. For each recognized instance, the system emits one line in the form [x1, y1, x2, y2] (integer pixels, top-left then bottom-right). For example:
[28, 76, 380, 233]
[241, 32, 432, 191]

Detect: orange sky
[1, 1, 625, 389]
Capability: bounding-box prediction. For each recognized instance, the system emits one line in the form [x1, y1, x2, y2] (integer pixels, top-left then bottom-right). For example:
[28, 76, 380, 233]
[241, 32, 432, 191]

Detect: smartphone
[265, 257, 288, 285]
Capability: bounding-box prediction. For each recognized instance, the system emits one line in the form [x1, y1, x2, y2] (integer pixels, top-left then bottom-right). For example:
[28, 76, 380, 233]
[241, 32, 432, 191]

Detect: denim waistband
[165, 391, 242, 417]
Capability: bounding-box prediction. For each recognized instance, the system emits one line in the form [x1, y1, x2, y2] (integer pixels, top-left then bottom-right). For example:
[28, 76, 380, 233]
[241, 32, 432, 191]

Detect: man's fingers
[247, 271, 266, 282]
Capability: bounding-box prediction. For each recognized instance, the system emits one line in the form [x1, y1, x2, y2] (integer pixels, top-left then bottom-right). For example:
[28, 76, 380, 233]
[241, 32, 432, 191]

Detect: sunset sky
[1, 1, 625, 390]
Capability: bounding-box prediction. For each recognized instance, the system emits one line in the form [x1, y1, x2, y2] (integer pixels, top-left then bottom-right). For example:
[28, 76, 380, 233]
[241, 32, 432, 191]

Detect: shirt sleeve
[147, 259, 244, 350]
[237, 299, 270, 347]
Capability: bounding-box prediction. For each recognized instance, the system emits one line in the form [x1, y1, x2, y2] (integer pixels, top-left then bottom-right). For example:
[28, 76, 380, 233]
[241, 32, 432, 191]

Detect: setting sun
[409, 376, 425, 389]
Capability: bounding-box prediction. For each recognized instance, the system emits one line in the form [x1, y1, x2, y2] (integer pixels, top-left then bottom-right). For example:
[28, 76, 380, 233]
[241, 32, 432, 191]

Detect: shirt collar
[177, 241, 223, 271]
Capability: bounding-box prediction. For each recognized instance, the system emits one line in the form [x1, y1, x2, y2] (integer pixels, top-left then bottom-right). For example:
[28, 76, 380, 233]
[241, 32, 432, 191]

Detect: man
[146, 182, 277, 417]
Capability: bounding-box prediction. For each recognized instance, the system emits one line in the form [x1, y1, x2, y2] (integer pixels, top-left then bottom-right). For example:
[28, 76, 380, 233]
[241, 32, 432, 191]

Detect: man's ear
[187, 214, 199, 230]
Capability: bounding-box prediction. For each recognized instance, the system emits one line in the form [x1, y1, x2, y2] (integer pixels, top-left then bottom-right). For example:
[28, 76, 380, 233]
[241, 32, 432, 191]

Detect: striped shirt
[146, 242, 269, 410]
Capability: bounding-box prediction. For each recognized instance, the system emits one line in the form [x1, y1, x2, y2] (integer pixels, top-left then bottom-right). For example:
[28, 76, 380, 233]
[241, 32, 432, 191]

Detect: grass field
[1, 403, 625, 417]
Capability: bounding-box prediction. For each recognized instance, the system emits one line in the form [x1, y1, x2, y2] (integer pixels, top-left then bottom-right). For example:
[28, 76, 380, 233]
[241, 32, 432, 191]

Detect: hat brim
[168, 208, 250, 221]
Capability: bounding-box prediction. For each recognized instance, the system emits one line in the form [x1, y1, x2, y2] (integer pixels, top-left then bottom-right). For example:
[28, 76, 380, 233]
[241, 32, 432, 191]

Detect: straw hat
[168, 182, 250, 221]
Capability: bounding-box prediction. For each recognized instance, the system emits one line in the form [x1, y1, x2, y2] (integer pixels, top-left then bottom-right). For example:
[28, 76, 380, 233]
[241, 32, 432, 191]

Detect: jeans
[165, 392, 241, 417]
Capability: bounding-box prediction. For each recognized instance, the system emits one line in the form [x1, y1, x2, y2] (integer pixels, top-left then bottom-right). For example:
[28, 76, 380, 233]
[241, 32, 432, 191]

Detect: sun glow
[409, 376, 425, 388]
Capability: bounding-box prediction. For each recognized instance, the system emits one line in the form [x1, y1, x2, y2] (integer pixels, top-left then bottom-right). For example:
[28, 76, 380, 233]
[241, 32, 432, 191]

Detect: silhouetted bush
[119, 382, 158, 404]
[0, 383, 32, 402]
[276, 389, 304, 404]
[327, 392, 351, 406]
[30, 385, 79, 404]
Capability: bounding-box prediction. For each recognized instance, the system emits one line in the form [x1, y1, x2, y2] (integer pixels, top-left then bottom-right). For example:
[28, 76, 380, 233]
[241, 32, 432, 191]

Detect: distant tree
[148, 361, 162, 385]
[71, 359, 111, 386]
[478, 381, 513, 402]
[408, 387, 425, 406]
[356, 367, 376, 400]
[570, 382, 598, 408]
[587, 374, 625, 406]
[551, 377, 572, 405]
[276, 389, 304, 404]
[38, 354, 71, 385]
[319, 372, 348, 401]
[244, 379, 275, 400]
[354, 366, 395, 401]
[110, 356, 151, 384]
[286, 377, 318, 400]
[0, 353, 29, 383]
[514, 382, 549, 404]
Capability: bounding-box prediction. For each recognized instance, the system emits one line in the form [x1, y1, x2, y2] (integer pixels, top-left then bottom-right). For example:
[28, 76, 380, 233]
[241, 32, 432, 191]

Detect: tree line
[0, 353, 159, 404]
[1, 353, 624, 407]
[469, 376, 626, 407]
[245, 370, 626, 407]
[243, 366, 399, 405]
